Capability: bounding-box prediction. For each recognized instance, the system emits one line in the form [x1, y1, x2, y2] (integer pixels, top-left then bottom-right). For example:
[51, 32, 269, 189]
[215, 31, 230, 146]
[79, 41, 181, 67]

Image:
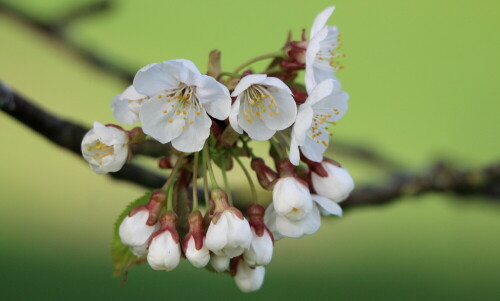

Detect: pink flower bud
[182, 211, 210, 268]
[311, 160, 354, 202]
[243, 205, 274, 266]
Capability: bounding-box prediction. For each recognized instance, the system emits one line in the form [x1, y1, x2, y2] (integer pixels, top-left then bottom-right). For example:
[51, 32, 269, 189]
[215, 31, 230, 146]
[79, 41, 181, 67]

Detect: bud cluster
[82, 6, 352, 293]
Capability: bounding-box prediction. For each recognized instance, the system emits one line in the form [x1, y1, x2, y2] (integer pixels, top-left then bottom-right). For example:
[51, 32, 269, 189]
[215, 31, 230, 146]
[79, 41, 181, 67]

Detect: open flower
[290, 79, 348, 165]
[81, 121, 129, 174]
[119, 191, 164, 249]
[305, 6, 344, 93]
[134, 59, 231, 152]
[264, 194, 342, 240]
[243, 205, 274, 267]
[233, 258, 266, 293]
[311, 160, 354, 202]
[229, 74, 297, 141]
[110, 85, 147, 125]
[182, 211, 210, 268]
[205, 189, 252, 258]
[147, 212, 181, 271]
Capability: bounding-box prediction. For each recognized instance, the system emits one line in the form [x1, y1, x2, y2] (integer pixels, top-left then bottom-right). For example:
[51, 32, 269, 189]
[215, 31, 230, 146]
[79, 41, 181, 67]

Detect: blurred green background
[1, 0, 499, 300]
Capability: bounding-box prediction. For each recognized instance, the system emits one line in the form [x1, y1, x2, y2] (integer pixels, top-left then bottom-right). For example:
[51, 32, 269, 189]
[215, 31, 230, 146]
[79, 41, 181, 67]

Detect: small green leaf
[111, 191, 152, 279]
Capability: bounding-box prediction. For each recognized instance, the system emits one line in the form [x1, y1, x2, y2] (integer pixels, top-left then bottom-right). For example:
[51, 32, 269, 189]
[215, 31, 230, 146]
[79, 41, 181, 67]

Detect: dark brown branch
[0, 82, 165, 188]
[0, 1, 134, 83]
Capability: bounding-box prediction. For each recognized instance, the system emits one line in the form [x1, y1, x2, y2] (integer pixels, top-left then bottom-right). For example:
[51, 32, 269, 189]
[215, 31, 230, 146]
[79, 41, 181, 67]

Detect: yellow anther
[164, 89, 169, 92]
[157, 95, 162, 99]
[249, 99, 255, 105]
[182, 126, 187, 130]
[276, 111, 281, 115]
[168, 118, 173, 123]
[269, 113, 274, 117]
[182, 110, 187, 115]
[189, 120, 193, 125]
[163, 110, 167, 114]
[98, 161, 103, 166]
[196, 111, 201, 116]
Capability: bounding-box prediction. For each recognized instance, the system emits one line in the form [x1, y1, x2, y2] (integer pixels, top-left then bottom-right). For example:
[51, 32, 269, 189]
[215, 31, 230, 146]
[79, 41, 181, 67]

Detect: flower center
[316, 33, 345, 71]
[159, 84, 204, 130]
[242, 85, 280, 123]
[87, 141, 114, 166]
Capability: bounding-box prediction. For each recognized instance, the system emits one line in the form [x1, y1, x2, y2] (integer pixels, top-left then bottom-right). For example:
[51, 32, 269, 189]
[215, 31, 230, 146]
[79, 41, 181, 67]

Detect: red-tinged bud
[127, 127, 145, 144]
[104, 123, 125, 131]
[290, 86, 308, 104]
[244, 206, 274, 266]
[220, 126, 241, 147]
[278, 159, 297, 178]
[251, 158, 279, 190]
[241, 70, 254, 78]
[158, 156, 175, 169]
[182, 211, 210, 268]
[232, 256, 266, 293]
[147, 211, 181, 271]
[281, 29, 308, 72]
[211, 120, 222, 140]
[310, 159, 354, 203]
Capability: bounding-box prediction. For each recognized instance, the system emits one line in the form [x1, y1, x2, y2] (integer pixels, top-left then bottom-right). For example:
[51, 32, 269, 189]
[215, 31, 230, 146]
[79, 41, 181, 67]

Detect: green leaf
[111, 191, 152, 280]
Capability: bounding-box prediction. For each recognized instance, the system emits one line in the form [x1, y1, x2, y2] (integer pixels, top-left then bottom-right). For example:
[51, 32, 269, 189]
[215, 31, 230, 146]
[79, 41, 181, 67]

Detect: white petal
[260, 76, 292, 95]
[205, 214, 229, 254]
[273, 177, 313, 221]
[291, 105, 314, 145]
[243, 229, 273, 266]
[311, 194, 343, 216]
[170, 59, 201, 75]
[139, 98, 184, 144]
[303, 79, 336, 107]
[289, 138, 301, 166]
[263, 204, 284, 241]
[171, 110, 212, 153]
[130, 242, 148, 257]
[261, 87, 297, 131]
[229, 97, 243, 134]
[310, 6, 335, 38]
[92, 121, 128, 145]
[311, 163, 354, 202]
[274, 205, 321, 238]
[111, 94, 140, 125]
[313, 90, 349, 122]
[133, 62, 181, 96]
[231, 74, 267, 97]
[195, 75, 231, 120]
[234, 260, 265, 293]
[147, 231, 181, 271]
[300, 131, 329, 162]
[118, 211, 158, 246]
[210, 254, 230, 272]
[185, 237, 210, 268]
[238, 109, 276, 141]
[224, 212, 252, 257]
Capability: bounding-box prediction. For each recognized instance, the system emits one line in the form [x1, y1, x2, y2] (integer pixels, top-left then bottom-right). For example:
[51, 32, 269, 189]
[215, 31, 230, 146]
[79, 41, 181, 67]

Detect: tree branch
[0, 81, 165, 188]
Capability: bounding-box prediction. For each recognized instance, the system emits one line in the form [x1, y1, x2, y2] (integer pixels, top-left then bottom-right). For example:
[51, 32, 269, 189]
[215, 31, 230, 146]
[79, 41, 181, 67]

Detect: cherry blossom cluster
[81, 6, 353, 293]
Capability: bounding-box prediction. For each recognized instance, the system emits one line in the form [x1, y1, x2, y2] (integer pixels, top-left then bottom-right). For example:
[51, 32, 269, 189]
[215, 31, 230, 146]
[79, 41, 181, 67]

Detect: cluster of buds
[82, 6, 353, 293]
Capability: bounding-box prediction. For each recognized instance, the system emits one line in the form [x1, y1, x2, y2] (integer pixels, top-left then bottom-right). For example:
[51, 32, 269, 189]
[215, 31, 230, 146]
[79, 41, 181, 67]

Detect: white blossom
[184, 236, 210, 268]
[134, 59, 231, 152]
[147, 230, 181, 271]
[118, 209, 159, 247]
[290, 79, 348, 165]
[243, 228, 273, 267]
[272, 177, 313, 221]
[234, 260, 265, 293]
[81, 121, 129, 174]
[305, 6, 344, 93]
[110, 85, 147, 125]
[311, 162, 354, 202]
[205, 210, 252, 258]
[264, 194, 342, 240]
[230, 74, 297, 141]
[210, 254, 230, 273]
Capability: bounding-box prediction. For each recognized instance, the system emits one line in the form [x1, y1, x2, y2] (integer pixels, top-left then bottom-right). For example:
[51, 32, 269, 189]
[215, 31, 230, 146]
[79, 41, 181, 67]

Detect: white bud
[234, 260, 265, 293]
[210, 254, 230, 273]
[130, 242, 148, 257]
[119, 210, 158, 247]
[147, 231, 181, 271]
[81, 121, 129, 174]
[205, 210, 252, 258]
[273, 177, 313, 221]
[243, 228, 273, 266]
[185, 236, 210, 268]
[311, 162, 354, 202]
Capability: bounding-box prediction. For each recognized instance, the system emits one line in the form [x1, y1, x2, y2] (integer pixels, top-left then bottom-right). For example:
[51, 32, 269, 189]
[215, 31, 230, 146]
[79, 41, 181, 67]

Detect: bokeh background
[1, 0, 499, 300]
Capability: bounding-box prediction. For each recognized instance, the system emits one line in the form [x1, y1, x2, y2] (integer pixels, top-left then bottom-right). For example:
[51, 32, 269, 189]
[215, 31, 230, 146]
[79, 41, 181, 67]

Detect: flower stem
[221, 166, 233, 206]
[240, 136, 256, 158]
[166, 182, 174, 211]
[232, 51, 283, 74]
[203, 145, 219, 189]
[270, 138, 286, 159]
[234, 156, 258, 205]
[161, 153, 185, 191]
[201, 150, 210, 208]
[192, 152, 199, 212]
[275, 131, 290, 150]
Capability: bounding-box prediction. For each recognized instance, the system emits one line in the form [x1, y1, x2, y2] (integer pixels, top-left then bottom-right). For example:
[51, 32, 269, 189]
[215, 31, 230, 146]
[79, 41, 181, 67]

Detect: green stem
[270, 138, 286, 159]
[240, 136, 256, 158]
[201, 150, 210, 208]
[161, 154, 185, 191]
[203, 145, 219, 189]
[232, 51, 283, 74]
[166, 182, 174, 211]
[275, 131, 290, 150]
[192, 152, 199, 212]
[221, 166, 233, 206]
[234, 156, 258, 205]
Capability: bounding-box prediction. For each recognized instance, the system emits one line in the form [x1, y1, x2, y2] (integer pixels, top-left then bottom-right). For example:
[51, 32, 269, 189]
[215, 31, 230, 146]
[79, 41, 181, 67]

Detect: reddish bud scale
[183, 211, 205, 251]
[209, 189, 245, 224]
[211, 121, 222, 140]
[290, 86, 308, 104]
[278, 159, 310, 188]
[251, 158, 279, 190]
[149, 211, 180, 247]
[127, 127, 145, 144]
[247, 205, 274, 243]
[229, 256, 243, 276]
[104, 123, 125, 131]
[158, 157, 174, 169]
[128, 190, 166, 226]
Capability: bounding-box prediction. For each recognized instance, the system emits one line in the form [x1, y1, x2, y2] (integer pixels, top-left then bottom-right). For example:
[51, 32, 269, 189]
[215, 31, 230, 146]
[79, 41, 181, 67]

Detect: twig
[0, 0, 135, 83]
